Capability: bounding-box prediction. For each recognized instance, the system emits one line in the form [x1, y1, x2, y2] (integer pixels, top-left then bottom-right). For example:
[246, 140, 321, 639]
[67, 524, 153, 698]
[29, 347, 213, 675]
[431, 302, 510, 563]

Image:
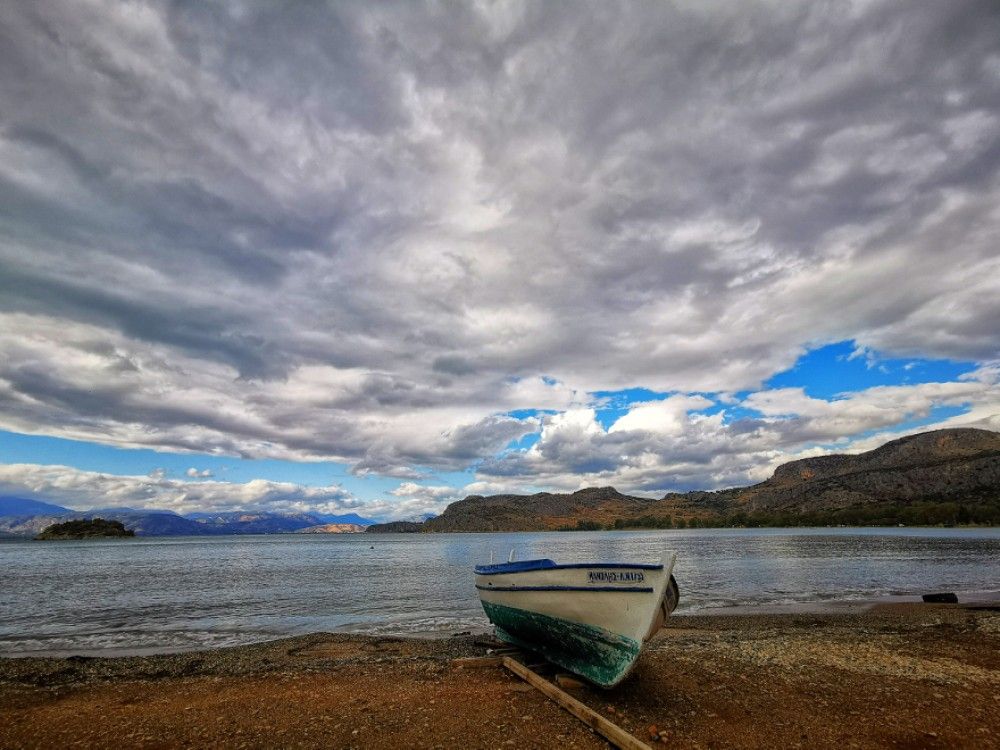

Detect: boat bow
[475, 552, 678, 687]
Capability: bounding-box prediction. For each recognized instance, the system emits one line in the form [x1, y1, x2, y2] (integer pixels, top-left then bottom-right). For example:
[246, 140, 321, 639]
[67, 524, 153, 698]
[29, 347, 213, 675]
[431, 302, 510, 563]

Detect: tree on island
[35, 518, 135, 540]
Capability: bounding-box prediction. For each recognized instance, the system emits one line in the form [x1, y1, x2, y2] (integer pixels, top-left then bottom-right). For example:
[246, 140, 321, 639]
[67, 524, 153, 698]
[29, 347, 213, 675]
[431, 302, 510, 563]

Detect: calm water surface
[1, 528, 998, 656]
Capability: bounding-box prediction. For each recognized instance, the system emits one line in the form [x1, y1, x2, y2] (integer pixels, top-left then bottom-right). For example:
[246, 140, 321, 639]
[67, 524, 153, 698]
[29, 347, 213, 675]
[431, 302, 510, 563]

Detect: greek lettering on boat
[587, 570, 645, 583]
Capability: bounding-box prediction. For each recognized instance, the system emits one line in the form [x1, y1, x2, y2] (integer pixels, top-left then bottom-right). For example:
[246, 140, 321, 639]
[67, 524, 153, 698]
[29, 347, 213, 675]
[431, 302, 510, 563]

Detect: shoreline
[5, 589, 1000, 661]
[2, 605, 998, 749]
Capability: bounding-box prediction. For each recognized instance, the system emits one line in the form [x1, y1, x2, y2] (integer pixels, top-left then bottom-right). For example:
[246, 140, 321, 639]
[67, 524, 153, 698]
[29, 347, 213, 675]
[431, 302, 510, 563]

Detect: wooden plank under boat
[475, 552, 679, 688]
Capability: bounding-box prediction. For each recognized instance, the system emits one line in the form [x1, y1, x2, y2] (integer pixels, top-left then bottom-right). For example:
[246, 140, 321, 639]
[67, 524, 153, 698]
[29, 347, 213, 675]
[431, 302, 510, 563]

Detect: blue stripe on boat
[475, 584, 653, 593]
[544, 562, 665, 571]
[474, 559, 663, 575]
[474, 559, 557, 574]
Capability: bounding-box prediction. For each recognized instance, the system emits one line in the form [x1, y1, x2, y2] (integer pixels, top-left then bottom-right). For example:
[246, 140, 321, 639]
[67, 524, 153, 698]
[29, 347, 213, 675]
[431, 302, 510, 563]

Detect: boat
[475, 551, 679, 687]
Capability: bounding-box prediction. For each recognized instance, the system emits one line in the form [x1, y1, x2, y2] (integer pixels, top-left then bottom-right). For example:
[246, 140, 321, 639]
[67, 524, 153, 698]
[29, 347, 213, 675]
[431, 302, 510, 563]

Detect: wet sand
[2, 605, 998, 749]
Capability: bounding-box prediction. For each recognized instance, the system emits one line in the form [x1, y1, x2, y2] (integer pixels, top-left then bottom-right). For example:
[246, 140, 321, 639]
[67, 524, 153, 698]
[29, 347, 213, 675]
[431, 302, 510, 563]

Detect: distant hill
[425, 486, 647, 532]
[366, 428, 1000, 532]
[313, 513, 375, 526]
[0, 497, 71, 517]
[296, 523, 367, 534]
[366, 520, 426, 533]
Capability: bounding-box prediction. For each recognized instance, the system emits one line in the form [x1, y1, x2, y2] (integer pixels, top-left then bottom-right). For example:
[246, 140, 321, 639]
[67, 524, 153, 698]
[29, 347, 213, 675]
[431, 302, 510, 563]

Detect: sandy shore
[2, 605, 998, 749]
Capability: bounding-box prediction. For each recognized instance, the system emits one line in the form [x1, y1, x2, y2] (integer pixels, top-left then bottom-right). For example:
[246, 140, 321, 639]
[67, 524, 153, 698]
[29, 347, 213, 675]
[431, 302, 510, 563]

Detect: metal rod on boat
[508, 548, 515, 563]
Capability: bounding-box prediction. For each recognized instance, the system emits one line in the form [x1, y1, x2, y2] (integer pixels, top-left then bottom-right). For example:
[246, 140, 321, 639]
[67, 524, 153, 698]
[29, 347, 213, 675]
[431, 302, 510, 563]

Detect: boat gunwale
[474, 560, 665, 575]
[475, 584, 655, 593]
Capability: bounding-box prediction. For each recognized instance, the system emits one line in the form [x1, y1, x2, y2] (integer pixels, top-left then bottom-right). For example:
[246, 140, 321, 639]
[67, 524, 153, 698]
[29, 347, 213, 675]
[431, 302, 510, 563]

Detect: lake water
[1, 528, 998, 657]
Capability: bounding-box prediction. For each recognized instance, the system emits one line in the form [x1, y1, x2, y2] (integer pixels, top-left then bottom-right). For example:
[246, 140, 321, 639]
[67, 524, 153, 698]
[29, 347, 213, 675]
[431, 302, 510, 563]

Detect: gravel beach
[2, 604, 997, 749]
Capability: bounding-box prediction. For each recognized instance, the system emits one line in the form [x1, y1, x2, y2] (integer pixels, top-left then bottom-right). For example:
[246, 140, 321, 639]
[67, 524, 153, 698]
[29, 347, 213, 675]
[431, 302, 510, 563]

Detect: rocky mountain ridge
[703, 427, 1000, 515]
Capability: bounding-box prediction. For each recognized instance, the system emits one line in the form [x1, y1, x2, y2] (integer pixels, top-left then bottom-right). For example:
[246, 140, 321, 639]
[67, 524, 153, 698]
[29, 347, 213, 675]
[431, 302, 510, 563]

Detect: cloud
[384, 482, 464, 518]
[389, 482, 456, 500]
[0, 463, 361, 516]
[610, 396, 714, 435]
[0, 1, 997, 497]
[185, 468, 213, 478]
[382, 478, 553, 519]
[479, 374, 1000, 492]
[0, 312, 551, 470]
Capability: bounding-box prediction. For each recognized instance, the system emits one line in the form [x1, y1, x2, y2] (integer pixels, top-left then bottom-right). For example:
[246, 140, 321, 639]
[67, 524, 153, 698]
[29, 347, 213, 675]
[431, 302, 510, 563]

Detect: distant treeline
[560, 500, 1000, 531]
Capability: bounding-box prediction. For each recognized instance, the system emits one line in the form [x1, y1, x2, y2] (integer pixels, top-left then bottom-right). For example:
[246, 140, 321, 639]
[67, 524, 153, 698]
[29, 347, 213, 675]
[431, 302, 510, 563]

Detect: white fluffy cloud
[610, 396, 714, 435]
[479, 372, 1000, 492]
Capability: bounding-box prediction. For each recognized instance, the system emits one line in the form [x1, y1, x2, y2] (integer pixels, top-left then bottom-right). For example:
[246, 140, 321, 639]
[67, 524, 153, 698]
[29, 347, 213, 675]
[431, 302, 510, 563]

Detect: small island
[35, 518, 135, 540]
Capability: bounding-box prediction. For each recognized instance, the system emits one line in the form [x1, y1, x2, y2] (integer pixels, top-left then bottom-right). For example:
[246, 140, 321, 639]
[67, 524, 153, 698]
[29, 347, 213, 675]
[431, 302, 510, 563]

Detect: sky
[0, 1, 998, 520]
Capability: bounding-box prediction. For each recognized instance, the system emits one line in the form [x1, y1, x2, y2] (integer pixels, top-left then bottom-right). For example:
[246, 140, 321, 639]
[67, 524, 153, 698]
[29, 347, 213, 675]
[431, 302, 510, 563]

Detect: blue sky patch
[0, 430, 400, 496]
[764, 341, 975, 399]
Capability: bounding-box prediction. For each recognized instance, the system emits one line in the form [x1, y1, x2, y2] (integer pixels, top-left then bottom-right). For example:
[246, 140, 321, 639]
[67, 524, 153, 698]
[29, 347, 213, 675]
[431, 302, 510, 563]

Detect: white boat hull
[475, 553, 678, 687]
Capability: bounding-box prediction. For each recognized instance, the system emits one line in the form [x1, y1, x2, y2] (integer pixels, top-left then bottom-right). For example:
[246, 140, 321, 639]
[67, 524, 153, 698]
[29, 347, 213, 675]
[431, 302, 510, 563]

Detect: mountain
[734, 429, 1000, 511]
[182, 511, 375, 527]
[366, 428, 1000, 532]
[185, 511, 323, 533]
[403, 512, 437, 522]
[422, 486, 647, 532]
[0, 497, 71, 517]
[0, 514, 74, 537]
[312, 512, 375, 526]
[296, 523, 367, 534]
[367, 486, 666, 532]
[87, 506, 182, 516]
[0, 510, 209, 537]
[697, 427, 1000, 517]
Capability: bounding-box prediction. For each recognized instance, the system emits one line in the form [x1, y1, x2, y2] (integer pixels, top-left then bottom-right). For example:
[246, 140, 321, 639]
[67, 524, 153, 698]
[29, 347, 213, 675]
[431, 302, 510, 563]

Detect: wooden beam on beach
[501, 656, 652, 750]
[554, 673, 585, 690]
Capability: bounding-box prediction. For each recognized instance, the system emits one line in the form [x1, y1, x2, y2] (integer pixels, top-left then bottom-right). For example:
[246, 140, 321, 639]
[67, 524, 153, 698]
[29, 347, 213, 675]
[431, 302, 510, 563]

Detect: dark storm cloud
[0, 265, 287, 379]
[0, 0, 998, 491]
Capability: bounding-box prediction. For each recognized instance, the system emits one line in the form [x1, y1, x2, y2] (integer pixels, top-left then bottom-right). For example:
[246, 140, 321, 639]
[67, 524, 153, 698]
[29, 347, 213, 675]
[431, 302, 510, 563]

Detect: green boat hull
[481, 600, 642, 688]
